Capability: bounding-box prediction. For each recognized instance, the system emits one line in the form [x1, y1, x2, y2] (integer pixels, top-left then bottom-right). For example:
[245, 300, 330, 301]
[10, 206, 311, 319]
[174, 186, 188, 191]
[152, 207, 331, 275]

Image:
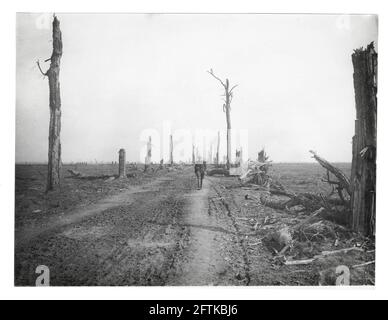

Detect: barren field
[15, 163, 374, 286]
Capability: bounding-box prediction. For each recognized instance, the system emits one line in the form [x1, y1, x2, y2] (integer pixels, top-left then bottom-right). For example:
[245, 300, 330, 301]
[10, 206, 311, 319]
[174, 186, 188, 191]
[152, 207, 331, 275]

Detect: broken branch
[229, 84, 238, 94]
[284, 259, 315, 266]
[316, 247, 364, 258]
[36, 60, 47, 76]
[309, 150, 351, 196]
[207, 69, 226, 88]
[352, 261, 375, 268]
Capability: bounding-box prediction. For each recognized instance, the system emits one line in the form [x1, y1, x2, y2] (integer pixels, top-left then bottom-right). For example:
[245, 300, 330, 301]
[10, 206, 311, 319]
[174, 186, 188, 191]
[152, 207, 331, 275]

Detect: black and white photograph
[13, 12, 378, 288]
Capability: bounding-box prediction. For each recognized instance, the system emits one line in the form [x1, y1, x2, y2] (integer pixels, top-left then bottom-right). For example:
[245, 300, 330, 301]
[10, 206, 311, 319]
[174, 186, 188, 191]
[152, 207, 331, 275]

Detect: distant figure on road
[195, 161, 207, 190]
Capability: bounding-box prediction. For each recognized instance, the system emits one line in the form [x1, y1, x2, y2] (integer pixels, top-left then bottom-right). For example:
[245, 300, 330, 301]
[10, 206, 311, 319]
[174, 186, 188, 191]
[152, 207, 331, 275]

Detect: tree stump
[350, 42, 377, 236]
[118, 149, 126, 178]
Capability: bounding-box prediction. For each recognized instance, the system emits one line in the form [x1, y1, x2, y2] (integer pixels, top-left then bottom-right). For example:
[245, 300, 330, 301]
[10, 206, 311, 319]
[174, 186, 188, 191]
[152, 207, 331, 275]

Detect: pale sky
[16, 14, 378, 163]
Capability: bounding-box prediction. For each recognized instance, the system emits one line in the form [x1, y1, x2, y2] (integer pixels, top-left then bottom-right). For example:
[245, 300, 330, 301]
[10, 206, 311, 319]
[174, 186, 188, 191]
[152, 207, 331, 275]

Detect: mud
[15, 164, 374, 286]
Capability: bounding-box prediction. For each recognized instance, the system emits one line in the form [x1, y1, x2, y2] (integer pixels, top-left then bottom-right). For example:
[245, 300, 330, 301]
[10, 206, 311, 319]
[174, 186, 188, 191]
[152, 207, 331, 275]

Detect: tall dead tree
[208, 69, 238, 170]
[192, 144, 196, 164]
[208, 143, 213, 164]
[37, 15, 63, 191]
[350, 42, 377, 237]
[170, 134, 174, 166]
[216, 131, 220, 166]
[144, 136, 152, 172]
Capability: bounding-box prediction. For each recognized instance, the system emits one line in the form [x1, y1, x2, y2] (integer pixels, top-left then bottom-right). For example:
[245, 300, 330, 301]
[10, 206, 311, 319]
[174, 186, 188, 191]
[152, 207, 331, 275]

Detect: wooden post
[37, 16, 63, 191]
[350, 42, 377, 236]
[118, 149, 126, 178]
[170, 135, 174, 166]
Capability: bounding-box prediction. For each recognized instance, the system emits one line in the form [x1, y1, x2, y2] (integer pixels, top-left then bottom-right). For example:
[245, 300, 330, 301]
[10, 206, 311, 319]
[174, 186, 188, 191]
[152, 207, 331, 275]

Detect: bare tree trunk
[192, 144, 195, 164]
[208, 143, 213, 164]
[207, 70, 238, 171]
[350, 42, 377, 237]
[216, 131, 220, 166]
[42, 16, 63, 192]
[170, 135, 174, 165]
[224, 79, 232, 170]
[118, 149, 126, 178]
[144, 136, 151, 172]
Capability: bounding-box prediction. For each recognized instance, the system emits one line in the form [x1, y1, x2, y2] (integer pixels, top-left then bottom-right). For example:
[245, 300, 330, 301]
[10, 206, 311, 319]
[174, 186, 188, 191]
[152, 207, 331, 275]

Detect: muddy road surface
[16, 164, 374, 286]
[15, 168, 250, 286]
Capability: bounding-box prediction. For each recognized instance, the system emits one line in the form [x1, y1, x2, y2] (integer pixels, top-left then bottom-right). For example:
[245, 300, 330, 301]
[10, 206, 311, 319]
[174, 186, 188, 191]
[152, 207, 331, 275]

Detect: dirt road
[15, 164, 375, 286]
[15, 168, 249, 286]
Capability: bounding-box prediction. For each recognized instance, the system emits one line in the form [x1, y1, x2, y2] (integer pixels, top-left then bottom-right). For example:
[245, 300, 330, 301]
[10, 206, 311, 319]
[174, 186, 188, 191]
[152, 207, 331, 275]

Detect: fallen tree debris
[317, 247, 364, 258]
[284, 259, 315, 266]
[278, 243, 292, 256]
[207, 168, 229, 176]
[68, 169, 129, 181]
[310, 150, 351, 201]
[68, 169, 83, 177]
[241, 151, 353, 229]
[284, 247, 366, 267]
[352, 261, 375, 269]
[239, 149, 272, 185]
[230, 148, 373, 283]
[292, 208, 325, 231]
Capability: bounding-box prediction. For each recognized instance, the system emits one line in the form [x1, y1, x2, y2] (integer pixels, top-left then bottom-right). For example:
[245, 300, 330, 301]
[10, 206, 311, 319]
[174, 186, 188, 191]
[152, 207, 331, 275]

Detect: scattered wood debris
[234, 149, 374, 284]
[352, 261, 375, 269]
[68, 169, 83, 177]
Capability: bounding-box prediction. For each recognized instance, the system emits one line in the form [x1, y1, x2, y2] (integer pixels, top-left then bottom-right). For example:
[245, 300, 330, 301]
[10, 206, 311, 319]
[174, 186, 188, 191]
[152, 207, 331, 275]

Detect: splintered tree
[216, 131, 220, 166]
[258, 149, 270, 175]
[37, 15, 63, 191]
[170, 135, 174, 166]
[192, 144, 195, 164]
[145, 136, 152, 172]
[208, 69, 238, 170]
[350, 42, 377, 237]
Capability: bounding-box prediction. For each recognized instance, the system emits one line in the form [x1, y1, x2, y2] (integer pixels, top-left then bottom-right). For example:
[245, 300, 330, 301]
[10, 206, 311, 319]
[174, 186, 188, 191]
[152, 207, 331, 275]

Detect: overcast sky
[16, 14, 378, 163]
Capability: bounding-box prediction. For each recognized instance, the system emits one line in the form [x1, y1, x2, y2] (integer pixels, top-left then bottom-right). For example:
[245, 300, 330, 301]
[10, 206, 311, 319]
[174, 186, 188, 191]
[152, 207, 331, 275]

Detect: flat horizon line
[15, 161, 352, 165]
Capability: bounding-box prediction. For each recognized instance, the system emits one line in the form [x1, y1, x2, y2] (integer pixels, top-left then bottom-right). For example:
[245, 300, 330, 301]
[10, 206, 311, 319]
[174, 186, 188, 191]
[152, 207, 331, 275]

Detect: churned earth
[15, 166, 247, 286]
[15, 164, 374, 286]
